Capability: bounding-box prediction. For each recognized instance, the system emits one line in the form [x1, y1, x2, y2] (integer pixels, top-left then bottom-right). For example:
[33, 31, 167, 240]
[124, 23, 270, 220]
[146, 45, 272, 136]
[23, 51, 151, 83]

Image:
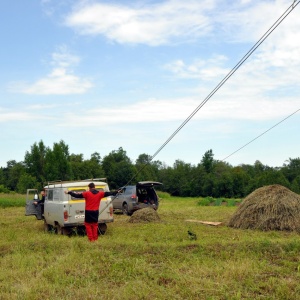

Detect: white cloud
[57, 93, 299, 129]
[19, 69, 93, 95]
[63, 0, 299, 46]
[64, 0, 215, 45]
[0, 108, 40, 123]
[51, 46, 80, 68]
[165, 55, 228, 79]
[9, 47, 93, 95]
[211, 0, 296, 43]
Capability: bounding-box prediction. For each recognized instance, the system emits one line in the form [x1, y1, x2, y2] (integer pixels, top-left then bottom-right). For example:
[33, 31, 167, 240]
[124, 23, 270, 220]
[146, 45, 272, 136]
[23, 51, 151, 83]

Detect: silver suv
[112, 181, 162, 215]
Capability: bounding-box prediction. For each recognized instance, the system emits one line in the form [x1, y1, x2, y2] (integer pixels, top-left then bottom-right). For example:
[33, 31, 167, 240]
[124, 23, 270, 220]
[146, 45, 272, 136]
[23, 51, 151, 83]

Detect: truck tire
[55, 224, 63, 235]
[98, 223, 107, 235]
[44, 221, 51, 232]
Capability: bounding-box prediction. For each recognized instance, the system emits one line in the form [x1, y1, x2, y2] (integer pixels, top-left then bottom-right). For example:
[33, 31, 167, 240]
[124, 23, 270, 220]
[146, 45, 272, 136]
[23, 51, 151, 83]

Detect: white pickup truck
[25, 179, 114, 236]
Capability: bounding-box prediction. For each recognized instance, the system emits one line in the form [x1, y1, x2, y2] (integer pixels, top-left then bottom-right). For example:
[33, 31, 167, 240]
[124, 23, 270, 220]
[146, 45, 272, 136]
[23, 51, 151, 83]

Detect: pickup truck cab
[25, 179, 113, 236]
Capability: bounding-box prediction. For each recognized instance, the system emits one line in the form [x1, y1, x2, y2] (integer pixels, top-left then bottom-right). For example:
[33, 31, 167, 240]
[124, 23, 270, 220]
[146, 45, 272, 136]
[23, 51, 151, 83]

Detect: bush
[157, 191, 171, 199]
[205, 196, 215, 203]
[227, 199, 236, 207]
[197, 198, 211, 206]
[214, 198, 223, 206]
[0, 185, 10, 193]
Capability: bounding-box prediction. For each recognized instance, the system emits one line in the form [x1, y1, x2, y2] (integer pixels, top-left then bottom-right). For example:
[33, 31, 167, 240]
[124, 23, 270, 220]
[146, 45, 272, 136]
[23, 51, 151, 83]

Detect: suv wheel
[122, 203, 131, 216]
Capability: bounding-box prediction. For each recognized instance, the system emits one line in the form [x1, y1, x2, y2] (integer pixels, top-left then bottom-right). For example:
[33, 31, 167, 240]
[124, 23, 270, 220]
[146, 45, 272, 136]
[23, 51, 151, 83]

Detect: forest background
[0, 140, 299, 197]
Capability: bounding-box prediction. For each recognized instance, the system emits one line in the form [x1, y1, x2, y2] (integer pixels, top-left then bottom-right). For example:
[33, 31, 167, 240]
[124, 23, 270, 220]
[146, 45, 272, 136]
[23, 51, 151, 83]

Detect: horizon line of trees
[0, 140, 299, 197]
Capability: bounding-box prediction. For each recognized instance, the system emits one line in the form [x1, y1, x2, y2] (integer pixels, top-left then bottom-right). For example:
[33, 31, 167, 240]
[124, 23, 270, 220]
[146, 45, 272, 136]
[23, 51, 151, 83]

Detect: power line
[131, 0, 299, 180]
[147, 0, 299, 164]
[100, 1, 300, 211]
[221, 108, 300, 162]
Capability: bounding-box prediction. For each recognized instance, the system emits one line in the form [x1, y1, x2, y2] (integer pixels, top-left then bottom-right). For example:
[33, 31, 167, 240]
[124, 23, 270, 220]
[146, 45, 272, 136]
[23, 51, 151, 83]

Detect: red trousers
[84, 222, 98, 241]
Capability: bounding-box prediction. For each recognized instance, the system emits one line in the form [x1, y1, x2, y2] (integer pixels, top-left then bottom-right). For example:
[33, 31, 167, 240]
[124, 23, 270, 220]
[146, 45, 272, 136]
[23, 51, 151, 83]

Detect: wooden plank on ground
[185, 220, 223, 226]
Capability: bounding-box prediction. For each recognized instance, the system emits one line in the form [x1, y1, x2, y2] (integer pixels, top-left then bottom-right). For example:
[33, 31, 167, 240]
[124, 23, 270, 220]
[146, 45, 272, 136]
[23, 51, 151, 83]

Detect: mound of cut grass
[228, 184, 300, 232]
[128, 207, 161, 223]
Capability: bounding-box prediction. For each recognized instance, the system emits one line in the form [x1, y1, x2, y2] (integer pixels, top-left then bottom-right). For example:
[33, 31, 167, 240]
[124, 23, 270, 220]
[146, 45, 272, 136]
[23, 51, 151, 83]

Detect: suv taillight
[130, 194, 136, 199]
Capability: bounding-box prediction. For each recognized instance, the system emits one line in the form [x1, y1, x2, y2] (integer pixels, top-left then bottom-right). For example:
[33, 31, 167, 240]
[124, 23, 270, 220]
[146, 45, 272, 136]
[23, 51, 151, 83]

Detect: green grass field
[0, 194, 300, 300]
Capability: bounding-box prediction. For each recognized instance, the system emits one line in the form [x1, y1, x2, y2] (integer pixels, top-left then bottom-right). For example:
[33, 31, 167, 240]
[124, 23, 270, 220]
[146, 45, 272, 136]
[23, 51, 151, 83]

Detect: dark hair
[88, 183, 95, 189]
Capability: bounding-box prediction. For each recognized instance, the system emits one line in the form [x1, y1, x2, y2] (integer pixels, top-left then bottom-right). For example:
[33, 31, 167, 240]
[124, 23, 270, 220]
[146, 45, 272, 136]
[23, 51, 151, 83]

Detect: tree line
[0, 140, 299, 197]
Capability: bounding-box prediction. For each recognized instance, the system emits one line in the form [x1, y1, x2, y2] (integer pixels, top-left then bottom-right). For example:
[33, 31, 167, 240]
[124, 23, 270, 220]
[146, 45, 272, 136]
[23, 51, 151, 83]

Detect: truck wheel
[98, 223, 107, 235]
[55, 224, 63, 235]
[62, 227, 71, 236]
[44, 221, 51, 232]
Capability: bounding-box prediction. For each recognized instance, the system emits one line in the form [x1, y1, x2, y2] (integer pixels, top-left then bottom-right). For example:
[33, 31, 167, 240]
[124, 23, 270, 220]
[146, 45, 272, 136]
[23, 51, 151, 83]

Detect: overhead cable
[148, 0, 299, 164]
[100, 1, 299, 212]
[221, 108, 300, 162]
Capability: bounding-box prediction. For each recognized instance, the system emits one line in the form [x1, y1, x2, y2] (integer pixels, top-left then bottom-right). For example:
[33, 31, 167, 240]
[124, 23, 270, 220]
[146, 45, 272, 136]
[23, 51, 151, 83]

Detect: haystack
[228, 185, 300, 232]
[128, 207, 161, 223]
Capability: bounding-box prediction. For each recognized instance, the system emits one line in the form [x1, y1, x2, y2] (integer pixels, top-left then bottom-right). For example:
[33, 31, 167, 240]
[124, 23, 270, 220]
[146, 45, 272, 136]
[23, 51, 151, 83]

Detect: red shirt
[82, 190, 106, 211]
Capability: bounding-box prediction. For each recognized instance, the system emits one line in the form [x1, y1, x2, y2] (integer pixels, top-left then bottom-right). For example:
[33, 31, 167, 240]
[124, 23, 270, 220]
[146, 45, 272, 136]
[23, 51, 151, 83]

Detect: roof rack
[45, 178, 108, 188]
[82, 178, 107, 182]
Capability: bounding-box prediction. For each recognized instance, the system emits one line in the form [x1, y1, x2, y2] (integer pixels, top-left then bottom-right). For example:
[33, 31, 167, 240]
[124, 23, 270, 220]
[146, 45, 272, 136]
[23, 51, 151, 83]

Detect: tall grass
[1, 195, 300, 299]
[0, 193, 25, 208]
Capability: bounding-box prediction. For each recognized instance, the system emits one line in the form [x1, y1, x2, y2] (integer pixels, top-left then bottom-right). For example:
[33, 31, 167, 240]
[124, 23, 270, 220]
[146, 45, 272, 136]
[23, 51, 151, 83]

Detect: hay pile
[128, 207, 161, 223]
[228, 185, 300, 232]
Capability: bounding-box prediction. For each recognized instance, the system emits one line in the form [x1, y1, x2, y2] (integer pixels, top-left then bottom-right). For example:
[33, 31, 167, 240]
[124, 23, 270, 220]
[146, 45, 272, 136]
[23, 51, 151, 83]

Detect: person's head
[88, 182, 95, 190]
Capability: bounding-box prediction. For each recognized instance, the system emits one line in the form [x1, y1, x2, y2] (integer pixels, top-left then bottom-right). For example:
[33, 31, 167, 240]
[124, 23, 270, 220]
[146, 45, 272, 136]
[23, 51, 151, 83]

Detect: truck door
[25, 189, 43, 220]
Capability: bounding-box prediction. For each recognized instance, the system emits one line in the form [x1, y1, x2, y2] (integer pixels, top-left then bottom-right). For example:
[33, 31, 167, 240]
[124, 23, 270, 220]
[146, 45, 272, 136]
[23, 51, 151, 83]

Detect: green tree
[135, 153, 161, 182]
[202, 173, 215, 197]
[257, 169, 290, 188]
[0, 167, 5, 186]
[69, 154, 87, 180]
[44, 140, 71, 181]
[230, 166, 250, 197]
[16, 173, 39, 193]
[253, 160, 266, 175]
[69, 153, 104, 180]
[190, 164, 206, 197]
[102, 147, 135, 188]
[4, 160, 26, 191]
[282, 158, 300, 183]
[157, 165, 176, 195]
[201, 149, 215, 173]
[24, 140, 47, 184]
[158, 160, 195, 196]
[212, 161, 234, 198]
[87, 152, 105, 179]
[291, 175, 300, 194]
[172, 160, 194, 196]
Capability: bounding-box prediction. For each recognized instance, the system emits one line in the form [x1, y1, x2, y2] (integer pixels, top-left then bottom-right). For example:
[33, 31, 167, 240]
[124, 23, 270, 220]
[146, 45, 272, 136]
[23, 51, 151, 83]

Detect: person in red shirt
[65, 182, 118, 242]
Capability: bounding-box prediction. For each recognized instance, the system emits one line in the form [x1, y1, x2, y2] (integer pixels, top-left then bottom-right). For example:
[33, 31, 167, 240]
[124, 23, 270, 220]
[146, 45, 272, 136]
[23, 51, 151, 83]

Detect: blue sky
[1, 0, 299, 169]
